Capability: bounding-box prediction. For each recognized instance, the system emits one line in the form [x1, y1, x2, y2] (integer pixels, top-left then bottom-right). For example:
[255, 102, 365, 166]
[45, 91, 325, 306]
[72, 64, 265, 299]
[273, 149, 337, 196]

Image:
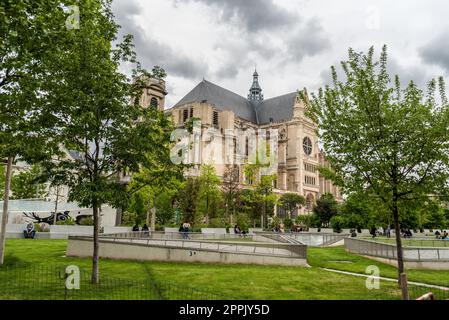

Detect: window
[303, 137, 312, 156]
[150, 97, 158, 109]
[183, 109, 189, 123]
[245, 137, 249, 157]
[304, 175, 316, 185]
[190, 108, 194, 118]
[213, 111, 219, 127]
[304, 163, 316, 173]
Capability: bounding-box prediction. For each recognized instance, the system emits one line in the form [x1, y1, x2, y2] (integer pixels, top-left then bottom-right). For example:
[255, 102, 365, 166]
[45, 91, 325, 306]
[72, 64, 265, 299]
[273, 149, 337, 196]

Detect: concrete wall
[67, 237, 309, 267]
[345, 238, 449, 270]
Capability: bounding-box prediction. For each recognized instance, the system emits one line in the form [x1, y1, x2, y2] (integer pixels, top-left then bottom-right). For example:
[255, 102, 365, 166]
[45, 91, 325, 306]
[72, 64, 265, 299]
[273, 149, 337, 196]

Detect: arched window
[306, 193, 315, 211]
[303, 137, 312, 156]
[150, 97, 158, 109]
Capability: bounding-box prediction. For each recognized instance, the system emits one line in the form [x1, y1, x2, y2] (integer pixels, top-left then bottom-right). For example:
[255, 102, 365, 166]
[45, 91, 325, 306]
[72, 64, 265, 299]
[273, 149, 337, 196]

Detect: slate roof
[172, 79, 298, 125]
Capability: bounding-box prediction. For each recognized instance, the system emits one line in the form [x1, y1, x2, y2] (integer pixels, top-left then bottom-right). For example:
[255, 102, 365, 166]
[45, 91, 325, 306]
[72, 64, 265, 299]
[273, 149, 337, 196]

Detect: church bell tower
[247, 69, 264, 102]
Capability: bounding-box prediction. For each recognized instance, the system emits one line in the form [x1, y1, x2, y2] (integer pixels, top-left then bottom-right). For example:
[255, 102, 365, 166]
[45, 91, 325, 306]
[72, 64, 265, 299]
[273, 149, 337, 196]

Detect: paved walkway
[321, 267, 449, 291]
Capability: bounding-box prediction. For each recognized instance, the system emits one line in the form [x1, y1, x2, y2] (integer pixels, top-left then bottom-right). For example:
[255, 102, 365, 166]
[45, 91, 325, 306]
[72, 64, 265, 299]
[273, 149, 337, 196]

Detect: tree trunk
[393, 199, 406, 291]
[150, 202, 156, 232]
[91, 203, 100, 284]
[115, 207, 122, 226]
[53, 186, 60, 225]
[0, 156, 14, 265]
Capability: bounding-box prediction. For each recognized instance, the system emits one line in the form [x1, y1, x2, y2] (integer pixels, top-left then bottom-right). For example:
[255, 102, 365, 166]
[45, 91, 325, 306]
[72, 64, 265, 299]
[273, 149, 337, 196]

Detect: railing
[101, 231, 256, 241]
[345, 238, 449, 262]
[264, 232, 350, 247]
[81, 232, 307, 258]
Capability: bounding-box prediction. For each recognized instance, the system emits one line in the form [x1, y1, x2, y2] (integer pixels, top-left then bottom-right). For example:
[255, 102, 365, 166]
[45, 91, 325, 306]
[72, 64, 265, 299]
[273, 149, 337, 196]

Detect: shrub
[330, 216, 345, 233]
[283, 217, 293, 230]
[78, 216, 94, 226]
[56, 217, 76, 226]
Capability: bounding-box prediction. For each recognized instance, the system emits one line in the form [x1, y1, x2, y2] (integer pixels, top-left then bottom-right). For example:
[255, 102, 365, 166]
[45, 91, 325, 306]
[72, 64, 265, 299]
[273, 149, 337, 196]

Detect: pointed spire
[248, 68, 264, 102]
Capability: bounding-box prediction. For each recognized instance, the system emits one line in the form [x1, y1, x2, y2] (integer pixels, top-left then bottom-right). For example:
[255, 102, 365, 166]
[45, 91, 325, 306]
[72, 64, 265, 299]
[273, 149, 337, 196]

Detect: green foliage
[330, 216, 344, 233]
[56, 217, 75, 226]
[121, 211, 139, 227]
[279, 193, 306, 217]
[127, 192, 147, 225]
[302, 44, 449, 235]
[313, 193, 339, 227]
[155, 192, 175, 226]
[235, 213, 249, 232]
[11, 165, 46, 200]
[178, 177, 201, 225]
[283, 217, 293, 230]
[0, 165, 5, 196]
[78, 216, 94, 226]
[197, 165, 222, 222]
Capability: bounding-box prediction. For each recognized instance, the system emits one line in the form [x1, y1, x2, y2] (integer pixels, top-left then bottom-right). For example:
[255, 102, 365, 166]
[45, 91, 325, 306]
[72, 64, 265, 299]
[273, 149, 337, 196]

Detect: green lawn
[308, 247, 449, 287]
[1, 239, 447, 300]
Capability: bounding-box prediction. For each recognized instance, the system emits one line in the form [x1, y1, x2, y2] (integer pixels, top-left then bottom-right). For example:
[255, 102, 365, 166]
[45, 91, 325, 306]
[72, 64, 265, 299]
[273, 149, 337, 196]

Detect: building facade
[143, 71, 341, 216]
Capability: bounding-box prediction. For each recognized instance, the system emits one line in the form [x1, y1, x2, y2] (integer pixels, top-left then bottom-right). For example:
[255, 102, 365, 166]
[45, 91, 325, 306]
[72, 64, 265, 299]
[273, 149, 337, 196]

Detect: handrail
[416, 292, 434, 300]
[70, 234, 307, 258]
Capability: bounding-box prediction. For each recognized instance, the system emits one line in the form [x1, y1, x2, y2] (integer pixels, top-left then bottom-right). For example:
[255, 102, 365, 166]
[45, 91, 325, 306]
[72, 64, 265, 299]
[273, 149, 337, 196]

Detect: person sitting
[182, 222, 191, 239]
[23, 223, 36, 239]
[435, 230, 441, 239]
[234, 224, 242, 235]
[132, 224, 140, 232]
[141, 224, 150, 236]
[442, 231, 448, 240]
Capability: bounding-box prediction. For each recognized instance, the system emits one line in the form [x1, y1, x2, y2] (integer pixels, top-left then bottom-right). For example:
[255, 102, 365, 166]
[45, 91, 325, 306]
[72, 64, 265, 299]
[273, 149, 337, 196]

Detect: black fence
[0, 264, 219, 300]
[409, 284, 449, 300]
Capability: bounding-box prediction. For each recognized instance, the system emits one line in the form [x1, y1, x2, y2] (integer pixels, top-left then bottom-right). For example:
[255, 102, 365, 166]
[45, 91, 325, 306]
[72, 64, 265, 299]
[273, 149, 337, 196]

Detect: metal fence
[345, 238, 449, 262]
[0, 264, 220, 300]
[409, 285, 449, 300]
[96, 232, 307, 258]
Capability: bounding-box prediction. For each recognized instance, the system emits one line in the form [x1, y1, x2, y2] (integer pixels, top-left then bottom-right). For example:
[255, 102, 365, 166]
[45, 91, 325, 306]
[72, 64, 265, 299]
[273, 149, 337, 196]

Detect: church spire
[248, 68, 264, 102]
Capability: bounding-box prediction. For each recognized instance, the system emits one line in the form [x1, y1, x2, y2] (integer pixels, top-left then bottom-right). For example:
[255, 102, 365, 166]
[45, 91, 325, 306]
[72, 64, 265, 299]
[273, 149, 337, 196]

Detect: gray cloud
[286, 18, 331, 61]
[113, 0, 206, 79]
[178, 0, 297, 33]
[419, 32, 449, 75]
[319, 50, 429, 90]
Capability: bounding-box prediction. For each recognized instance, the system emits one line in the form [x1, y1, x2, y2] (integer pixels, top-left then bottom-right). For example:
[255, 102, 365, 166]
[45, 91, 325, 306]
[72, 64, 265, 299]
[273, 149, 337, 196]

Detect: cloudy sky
[112, 0, 449, 108]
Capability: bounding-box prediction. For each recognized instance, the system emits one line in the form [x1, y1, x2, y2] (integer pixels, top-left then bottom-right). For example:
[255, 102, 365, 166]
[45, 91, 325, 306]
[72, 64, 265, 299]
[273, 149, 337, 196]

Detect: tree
[0, 0, 67, 265]
[222, 164, 240, 224]
[44, 0, 169, 284]
[197, 165, 222, 225]
[11, 165, 46, 200]
[279, 193, 306, 218]
[125, 107, 185, 231]
[313, 193, 339, 227]
[302, 45, 449, 292]
[155, 192, 176, 226]
[178, 177, 201, 225]
[255, 175, 277, 229]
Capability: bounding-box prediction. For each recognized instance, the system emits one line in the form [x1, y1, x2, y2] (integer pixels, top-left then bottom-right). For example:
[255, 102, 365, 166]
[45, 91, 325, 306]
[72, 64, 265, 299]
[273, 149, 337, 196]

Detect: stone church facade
[140, 71, 342, 216]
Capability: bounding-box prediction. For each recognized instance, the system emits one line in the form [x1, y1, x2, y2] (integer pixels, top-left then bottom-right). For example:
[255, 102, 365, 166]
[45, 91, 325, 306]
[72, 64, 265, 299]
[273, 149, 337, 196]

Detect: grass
[308, 246, 449, 287]
[1, 239, 448, 300]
